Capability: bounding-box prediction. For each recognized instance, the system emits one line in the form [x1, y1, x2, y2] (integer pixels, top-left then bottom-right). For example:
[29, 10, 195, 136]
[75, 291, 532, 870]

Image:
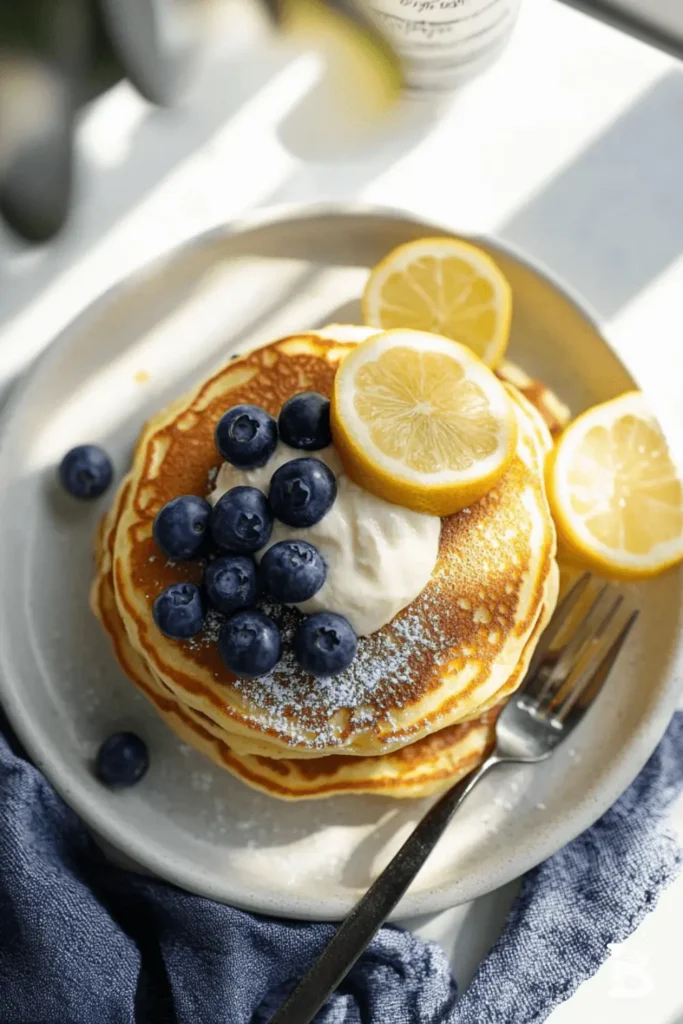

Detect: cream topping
[210, 443, 440, 636]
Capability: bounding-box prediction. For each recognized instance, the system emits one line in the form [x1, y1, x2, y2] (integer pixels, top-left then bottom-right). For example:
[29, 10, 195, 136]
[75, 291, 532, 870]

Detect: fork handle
[268, 754, 502, 1024]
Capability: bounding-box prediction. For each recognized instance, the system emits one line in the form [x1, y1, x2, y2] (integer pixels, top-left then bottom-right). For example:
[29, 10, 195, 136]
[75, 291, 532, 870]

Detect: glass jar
[366, 0, 522, 92]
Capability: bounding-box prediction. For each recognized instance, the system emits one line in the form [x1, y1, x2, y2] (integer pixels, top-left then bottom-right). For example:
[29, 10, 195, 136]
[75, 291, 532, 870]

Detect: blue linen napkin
[0, 707, 681, 1024]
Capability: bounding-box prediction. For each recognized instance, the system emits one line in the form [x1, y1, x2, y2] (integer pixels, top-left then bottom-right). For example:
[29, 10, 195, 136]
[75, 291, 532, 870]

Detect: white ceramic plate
[0, 205, 681, 920]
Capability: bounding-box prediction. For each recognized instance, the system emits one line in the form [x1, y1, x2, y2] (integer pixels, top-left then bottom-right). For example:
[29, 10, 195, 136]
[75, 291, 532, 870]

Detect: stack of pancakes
[92, 326, 564, 800]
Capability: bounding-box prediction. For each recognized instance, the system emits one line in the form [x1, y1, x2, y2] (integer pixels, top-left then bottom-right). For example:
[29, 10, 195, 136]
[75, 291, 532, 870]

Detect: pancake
[109, 331, 558, 758]
[101, 326, 558, 762]
[92, 480, 558, 798]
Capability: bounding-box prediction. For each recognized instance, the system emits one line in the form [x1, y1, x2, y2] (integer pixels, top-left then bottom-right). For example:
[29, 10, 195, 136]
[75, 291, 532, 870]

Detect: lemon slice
[330, 329, 518, 516]
[362, 237, 512, 368]
[548, 391, 683, 579]
[281, 0, 402, 122]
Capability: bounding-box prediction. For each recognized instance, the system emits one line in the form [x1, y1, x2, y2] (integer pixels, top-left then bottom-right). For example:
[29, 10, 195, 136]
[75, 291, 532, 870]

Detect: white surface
[0, 0, 682, 1017]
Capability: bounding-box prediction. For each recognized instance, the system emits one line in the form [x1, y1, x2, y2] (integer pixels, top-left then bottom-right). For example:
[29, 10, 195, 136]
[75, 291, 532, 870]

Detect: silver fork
[269, 574, 638, 1024]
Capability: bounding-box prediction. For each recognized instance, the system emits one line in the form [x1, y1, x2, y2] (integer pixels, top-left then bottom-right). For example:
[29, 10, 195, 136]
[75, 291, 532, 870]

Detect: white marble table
[1, 0, 682, 1019]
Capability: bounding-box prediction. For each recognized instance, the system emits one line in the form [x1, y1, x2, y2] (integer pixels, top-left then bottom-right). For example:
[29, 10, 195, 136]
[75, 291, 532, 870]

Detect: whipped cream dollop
[209, 443, 441, 636]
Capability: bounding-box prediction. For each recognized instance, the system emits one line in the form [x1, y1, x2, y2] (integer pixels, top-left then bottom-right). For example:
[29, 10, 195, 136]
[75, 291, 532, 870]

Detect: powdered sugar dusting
[187, 609, 223, 651]
[172, 471, 544, 751]
[221, 596, 444, 749]
[152, 413, 549, 752]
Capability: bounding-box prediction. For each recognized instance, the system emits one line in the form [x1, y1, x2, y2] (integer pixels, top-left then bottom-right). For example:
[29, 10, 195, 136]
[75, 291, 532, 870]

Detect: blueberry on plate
[215, 404, 277, 469]
[269, 457, 336, 528]
[153, 495, 211, 560]
[211, 486, 273, 553]
[96, 731, 149, 787]
[153, 582, 205, 639]
[204, 554, 258, 614]
[294, 611, 357, 677]
[278, 391, 331, 451]
[261, 540, 326, 604]
[218, 610, 281, 678]
[59, 444, 113, 499]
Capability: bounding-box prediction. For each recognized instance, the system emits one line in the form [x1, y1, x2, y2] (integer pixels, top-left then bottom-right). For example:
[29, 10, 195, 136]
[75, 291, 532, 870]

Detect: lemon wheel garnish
[330, 329, 518, 516]
[362, 237, 512, 368]
[548, 391, 683, 579]
[281, 0, 402, 121]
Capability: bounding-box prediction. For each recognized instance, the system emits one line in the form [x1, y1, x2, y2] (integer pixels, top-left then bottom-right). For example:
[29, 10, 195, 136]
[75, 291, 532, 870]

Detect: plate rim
[0, 200, 681, 920]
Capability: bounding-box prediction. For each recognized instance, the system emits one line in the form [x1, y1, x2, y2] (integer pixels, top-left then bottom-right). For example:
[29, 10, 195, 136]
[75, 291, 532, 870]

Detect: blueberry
[215, 404, 277, 469]
[153, 582, 205, 639]
[278, 392, 331, 451]
[153, 495, 211, 560]
[210, 486, 272, 553]
[204, 554, 258, 614]
[96, 732, 149, 787]
[293, 612, 357, 677]
[59, 444, 113, 499]
[218, 610, 282, 678]
[269, 458, 336, 528]
[261, 540, 326, 604]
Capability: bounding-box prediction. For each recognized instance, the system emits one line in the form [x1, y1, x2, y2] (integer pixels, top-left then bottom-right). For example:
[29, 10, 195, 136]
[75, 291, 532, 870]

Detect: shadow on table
[500, 69, 683, 320]
[264, 95, 445, 206]
[0, 47, 287, 328]
[0, 43, 438, 367]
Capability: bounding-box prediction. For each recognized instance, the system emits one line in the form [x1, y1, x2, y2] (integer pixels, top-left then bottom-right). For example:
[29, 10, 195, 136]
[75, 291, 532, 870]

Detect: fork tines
[522, 574, 638, 724]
